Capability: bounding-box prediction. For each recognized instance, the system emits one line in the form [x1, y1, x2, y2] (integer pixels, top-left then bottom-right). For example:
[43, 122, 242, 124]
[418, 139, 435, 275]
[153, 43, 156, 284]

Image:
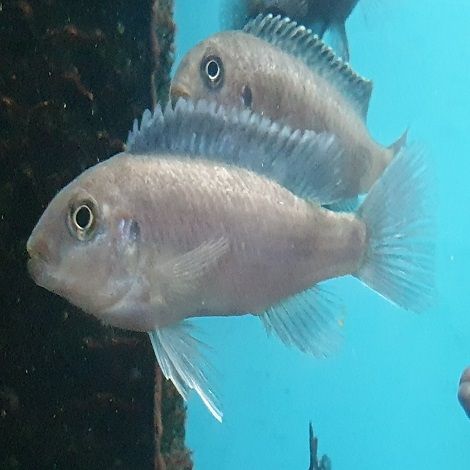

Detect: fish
[171, 14, 406, 203]
[221, 0, 360, 61]
[458, 366, 470, 419]
[27, 99, 434, 422]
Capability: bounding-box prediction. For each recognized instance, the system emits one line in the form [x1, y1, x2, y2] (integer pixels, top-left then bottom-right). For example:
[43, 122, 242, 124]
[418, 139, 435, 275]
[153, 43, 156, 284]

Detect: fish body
[27, 101, 434, 421]
[221, 0, 359, 60]
[172, 18, 395, 197]
[28, 154, 365, 333]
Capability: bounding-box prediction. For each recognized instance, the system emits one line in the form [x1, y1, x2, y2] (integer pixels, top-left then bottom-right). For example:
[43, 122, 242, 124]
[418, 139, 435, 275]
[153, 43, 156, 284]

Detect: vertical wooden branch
[149, 1, 177, 469]
[149, 0, 160, 109]
[154, 365, 166, 470]
[150, 0, 175, 110]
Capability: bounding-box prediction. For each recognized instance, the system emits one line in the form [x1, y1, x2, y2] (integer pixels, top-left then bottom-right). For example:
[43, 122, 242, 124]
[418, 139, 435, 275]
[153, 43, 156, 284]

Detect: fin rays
[355, 148, 435, 312]
[243, 14, 372, 119]
[149, 322, 223, 422]
[260, 286, 343, 358]
[126, 98, 351, 204]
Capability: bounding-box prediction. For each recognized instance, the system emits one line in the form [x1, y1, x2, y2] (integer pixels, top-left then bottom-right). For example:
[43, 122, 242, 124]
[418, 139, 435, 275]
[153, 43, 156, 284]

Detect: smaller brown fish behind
[221, 0, 360, 60]
[172, 15, 406, 202]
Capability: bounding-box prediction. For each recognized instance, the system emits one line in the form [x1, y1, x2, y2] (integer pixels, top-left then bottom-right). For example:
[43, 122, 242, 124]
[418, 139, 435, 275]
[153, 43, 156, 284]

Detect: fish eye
[68, 199, 98, 241]
[206, 60, 220, 80]
[74, 205, 92, 230]
[201, 55, 224, 89]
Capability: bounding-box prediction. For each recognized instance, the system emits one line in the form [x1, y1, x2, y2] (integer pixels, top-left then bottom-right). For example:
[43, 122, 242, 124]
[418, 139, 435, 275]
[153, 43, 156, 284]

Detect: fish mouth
[27, 255, 51, 288]
[170, 83, 191, 103]
[26, 236, 54, 288]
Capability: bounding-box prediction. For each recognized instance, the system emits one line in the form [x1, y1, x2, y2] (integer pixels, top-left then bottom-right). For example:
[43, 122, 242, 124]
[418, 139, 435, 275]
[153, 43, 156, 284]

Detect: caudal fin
[388, 128, 409, 156]
[354, 147, 435, 312]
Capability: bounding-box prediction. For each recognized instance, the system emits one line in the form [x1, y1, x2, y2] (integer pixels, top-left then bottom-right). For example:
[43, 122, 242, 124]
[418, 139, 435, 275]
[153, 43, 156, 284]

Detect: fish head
[171, 32, 256, 110]
[27, 158, 141, 317]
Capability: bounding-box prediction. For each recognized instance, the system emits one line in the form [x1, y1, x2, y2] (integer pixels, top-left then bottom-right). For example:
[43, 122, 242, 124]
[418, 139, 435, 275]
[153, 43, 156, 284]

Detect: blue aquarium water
[174, 1, 470, 468]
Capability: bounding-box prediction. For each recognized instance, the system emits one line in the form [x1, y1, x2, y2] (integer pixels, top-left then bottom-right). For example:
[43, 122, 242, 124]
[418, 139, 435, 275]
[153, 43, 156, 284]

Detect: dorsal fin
[126, 98, 353, 205]
[243, 14, 372, 120]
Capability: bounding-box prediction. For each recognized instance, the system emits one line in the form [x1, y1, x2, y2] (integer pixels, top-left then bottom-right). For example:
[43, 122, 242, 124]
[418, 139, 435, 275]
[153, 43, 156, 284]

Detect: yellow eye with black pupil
[73, 205, 93, 231]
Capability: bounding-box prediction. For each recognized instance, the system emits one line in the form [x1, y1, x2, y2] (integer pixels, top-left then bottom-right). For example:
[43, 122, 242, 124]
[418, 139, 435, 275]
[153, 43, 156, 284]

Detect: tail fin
[354, 148, 435, 312]
[388, 128, 408, 156]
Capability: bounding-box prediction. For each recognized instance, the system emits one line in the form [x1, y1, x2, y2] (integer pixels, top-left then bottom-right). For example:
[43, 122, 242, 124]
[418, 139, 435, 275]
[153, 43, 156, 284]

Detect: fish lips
[26, 237, 56, 290]
[170, 83, 191, 104]
[27, 254, 54, 289]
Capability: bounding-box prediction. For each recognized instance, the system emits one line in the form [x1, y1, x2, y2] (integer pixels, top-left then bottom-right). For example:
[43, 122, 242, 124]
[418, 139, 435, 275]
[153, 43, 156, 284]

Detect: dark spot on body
[241, 84, 253, 108]
[128, 220, 140, 243]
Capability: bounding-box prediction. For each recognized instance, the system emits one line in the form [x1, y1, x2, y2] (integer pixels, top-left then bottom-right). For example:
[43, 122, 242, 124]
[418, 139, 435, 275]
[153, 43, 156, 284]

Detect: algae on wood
[0, 1, 190, 468]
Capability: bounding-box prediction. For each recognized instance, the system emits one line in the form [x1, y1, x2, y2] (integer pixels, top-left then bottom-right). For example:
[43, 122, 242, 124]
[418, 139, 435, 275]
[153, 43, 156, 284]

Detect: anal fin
[149, 321, 222, 422]
[260, 286, 344, 358]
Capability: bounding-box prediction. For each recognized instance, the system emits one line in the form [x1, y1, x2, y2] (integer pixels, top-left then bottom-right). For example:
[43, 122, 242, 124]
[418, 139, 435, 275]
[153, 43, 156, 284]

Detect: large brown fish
[172, 15, 405, 202]
[221, 0, 359, 60]
[27, 100, 433, 421]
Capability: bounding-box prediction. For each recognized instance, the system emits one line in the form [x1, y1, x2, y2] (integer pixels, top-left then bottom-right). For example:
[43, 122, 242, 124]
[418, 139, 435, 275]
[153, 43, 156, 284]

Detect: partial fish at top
[172, 15, 406, 204]
[221, 0, 360, 61]
[26, 99, 434, 422]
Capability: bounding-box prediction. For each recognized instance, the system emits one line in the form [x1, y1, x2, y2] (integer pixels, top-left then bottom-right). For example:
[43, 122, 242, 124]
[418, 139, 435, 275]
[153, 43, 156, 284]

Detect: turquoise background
[174, 1, 469, 468]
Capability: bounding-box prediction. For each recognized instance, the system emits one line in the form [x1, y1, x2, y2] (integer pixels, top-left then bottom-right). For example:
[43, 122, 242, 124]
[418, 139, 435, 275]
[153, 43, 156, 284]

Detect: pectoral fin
[156, 237, 230, 302]
[171, 237, 230, 281]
